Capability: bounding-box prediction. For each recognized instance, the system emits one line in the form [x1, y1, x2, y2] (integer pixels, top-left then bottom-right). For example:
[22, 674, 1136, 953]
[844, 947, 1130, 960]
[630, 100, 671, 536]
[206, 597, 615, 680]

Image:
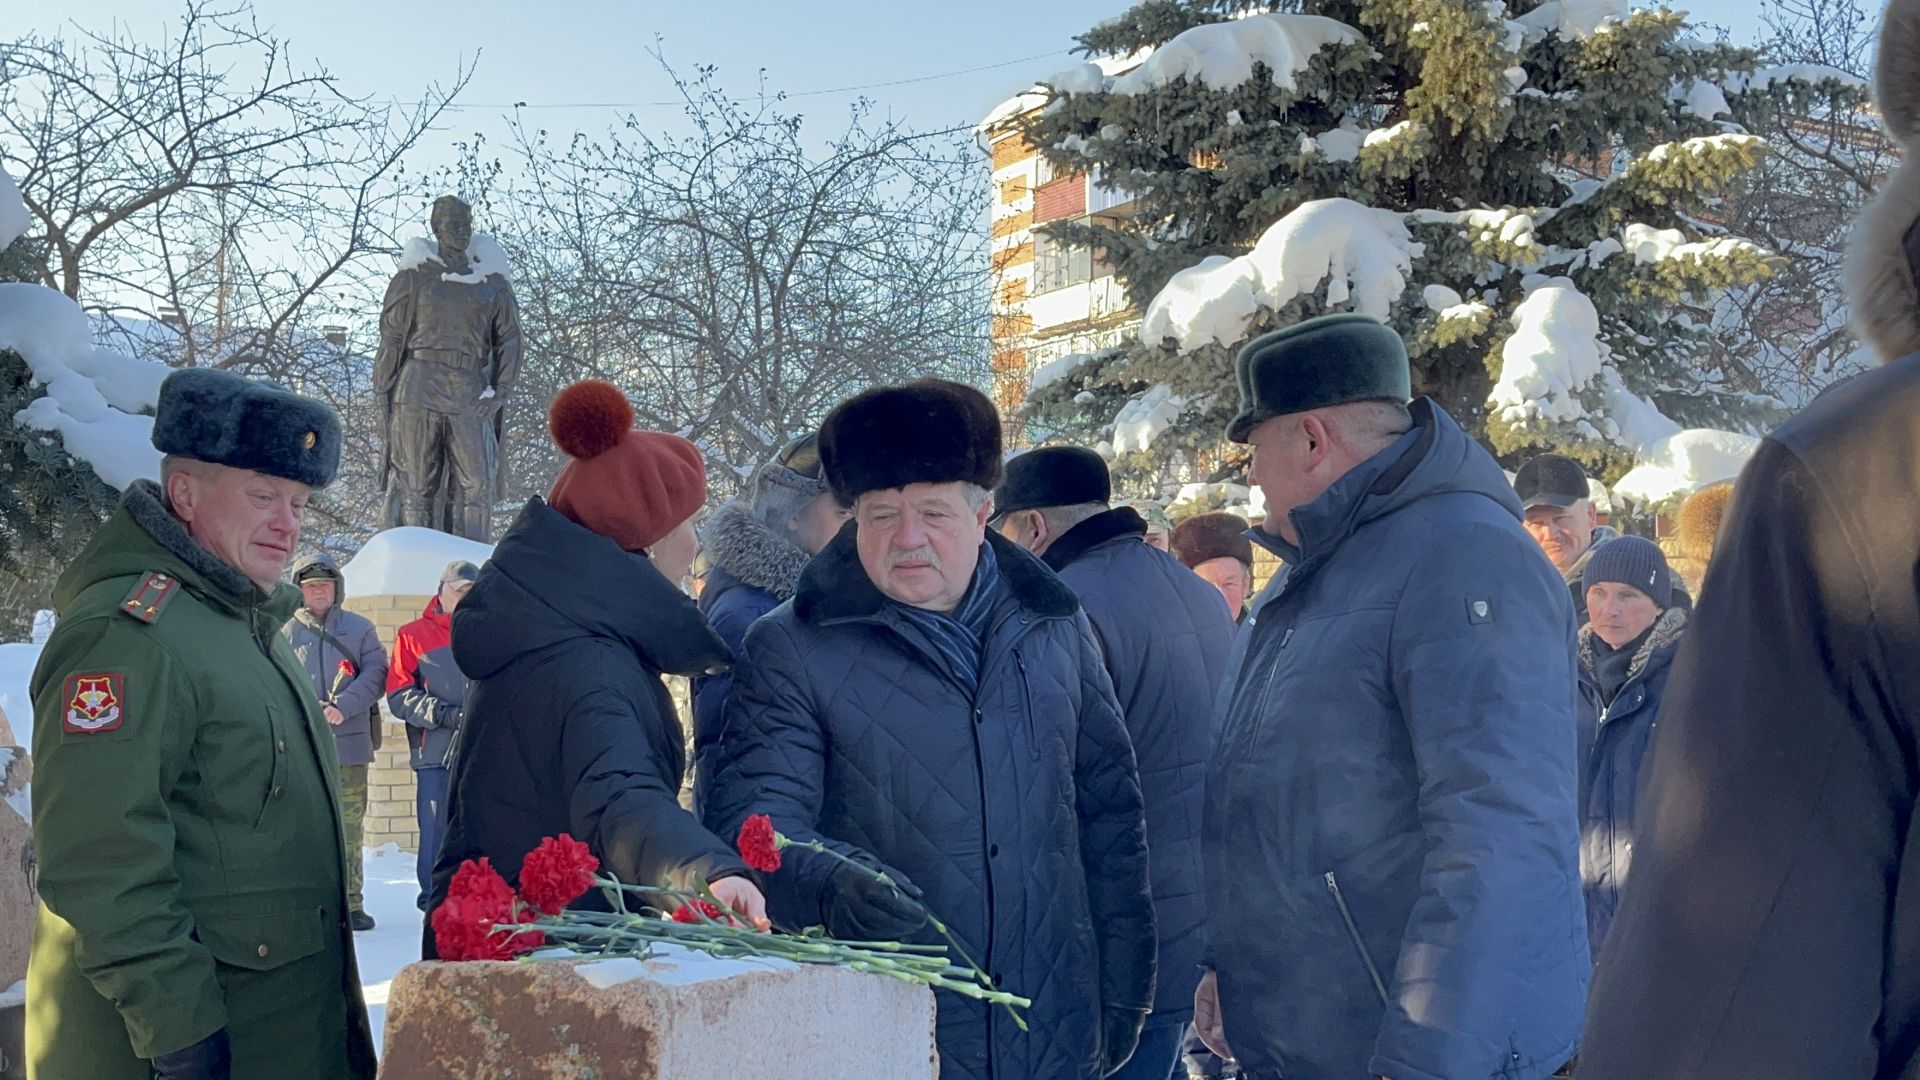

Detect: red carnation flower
[336, 658, 357, 678]
[737, 814, 782, 873]
[519, 834, 600, 915]
[433, 857, 543, 961]
[670, 899, 726, 924]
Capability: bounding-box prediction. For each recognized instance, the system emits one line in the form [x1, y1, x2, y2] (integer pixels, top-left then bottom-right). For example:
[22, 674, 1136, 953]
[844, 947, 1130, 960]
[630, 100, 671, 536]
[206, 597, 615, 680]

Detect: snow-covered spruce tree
[1021, 0, 1796, 483]
[0, 231, 118, 637]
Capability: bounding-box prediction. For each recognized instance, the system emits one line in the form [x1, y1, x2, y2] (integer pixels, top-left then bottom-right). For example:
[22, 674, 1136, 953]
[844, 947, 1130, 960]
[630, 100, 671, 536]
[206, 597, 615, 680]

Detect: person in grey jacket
[284, 553, 390, 931]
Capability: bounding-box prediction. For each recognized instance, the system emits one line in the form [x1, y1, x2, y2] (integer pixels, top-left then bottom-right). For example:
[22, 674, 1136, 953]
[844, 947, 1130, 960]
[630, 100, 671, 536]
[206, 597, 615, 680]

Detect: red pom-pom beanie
[546, 380, 707, 552]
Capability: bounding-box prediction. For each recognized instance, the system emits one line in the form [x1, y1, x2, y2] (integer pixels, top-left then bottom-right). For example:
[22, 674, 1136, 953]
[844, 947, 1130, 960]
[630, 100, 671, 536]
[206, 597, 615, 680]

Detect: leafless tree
[451, 54, 991, 505]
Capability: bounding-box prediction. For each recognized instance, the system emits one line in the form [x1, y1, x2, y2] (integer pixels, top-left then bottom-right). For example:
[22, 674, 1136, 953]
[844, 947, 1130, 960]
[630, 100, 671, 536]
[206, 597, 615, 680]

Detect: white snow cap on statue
[396, 235, 514, 285]
[1048, 14, 1361, 97]
[1613, 429, 1759, 508]
[1141, 198, 1420, 353]
[0, 167, 168, 490]
[339, 528, 493, 597]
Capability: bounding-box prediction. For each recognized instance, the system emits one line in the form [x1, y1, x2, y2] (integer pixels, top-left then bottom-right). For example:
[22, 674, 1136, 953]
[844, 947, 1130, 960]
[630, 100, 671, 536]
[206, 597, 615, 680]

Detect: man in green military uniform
[27, 368, 377, 1079]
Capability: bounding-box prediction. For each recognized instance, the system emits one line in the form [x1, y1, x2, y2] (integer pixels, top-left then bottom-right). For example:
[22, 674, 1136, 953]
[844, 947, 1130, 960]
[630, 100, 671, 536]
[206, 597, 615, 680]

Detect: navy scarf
[889, 541, 1003, 692]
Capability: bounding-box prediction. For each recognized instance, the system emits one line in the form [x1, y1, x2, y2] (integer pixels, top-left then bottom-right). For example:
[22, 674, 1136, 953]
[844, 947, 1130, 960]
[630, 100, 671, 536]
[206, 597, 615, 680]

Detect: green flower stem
[780, 835, 1026, 1030]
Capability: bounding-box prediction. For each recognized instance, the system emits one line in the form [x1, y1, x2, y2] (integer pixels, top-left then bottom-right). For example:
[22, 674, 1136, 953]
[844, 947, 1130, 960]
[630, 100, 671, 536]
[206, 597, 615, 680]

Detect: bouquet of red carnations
[431, 818, 1029, 1028]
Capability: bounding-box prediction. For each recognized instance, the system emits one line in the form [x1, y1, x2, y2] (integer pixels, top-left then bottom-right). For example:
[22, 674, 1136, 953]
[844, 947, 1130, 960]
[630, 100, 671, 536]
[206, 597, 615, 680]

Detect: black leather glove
[150, 1029, 231, 1080]
[823, 858, 927, 942]
[1100, 1006, 1149, 1078]
[439, 705, 464, 730]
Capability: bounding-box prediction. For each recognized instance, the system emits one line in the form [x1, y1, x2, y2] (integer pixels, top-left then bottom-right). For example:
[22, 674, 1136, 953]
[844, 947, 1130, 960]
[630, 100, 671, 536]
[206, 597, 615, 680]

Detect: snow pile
[1675, 79, 1732, 120]
[1491, 282, 1609, 428]
[339, 528, 493, 597]
[1614, 428, 1760, 507]
[1645, 133, 1764, 164]
[1028, 351, 1097, 394]
[396, 235, 514, 284]
[1489, 279, 1681, 453]
[0, 167, 171, 490]
[1169, 481, 1265, 521]
[0, 169, 28, 250]
[1363, 121, 1418, 149]
[1411, 207, 1538, 251]
[1515, 0, 1628, 41]
[1587, 477, 1613, 517]
[1622, 223, 1767, 267]
[1111, 385, 1185, 454]
[1141, 198, 1419, 352]
[1050, 14, 1362, 97]
[1304, 124, 1367, 162]
[0, 642, 43, 748]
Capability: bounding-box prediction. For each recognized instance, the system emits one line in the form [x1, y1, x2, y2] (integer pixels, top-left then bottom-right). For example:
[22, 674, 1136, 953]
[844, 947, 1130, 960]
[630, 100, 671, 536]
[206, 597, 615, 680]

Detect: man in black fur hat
[705, 380, 1155, 1080]
[994, 446, 1234, 1080]
[29, 368, 375, 1079]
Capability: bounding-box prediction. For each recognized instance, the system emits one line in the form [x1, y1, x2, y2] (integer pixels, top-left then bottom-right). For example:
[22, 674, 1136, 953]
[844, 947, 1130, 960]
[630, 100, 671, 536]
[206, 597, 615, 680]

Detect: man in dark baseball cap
[1513, 453, 1618, 620]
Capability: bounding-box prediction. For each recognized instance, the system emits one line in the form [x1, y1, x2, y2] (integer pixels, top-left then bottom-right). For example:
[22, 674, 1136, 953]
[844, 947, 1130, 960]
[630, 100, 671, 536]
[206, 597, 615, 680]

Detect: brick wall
[343, 593, 433, 852]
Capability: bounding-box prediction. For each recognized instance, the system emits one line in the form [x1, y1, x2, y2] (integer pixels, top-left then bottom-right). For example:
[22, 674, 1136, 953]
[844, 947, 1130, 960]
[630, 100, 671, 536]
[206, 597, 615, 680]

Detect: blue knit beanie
[1582, 535, 1673, 608]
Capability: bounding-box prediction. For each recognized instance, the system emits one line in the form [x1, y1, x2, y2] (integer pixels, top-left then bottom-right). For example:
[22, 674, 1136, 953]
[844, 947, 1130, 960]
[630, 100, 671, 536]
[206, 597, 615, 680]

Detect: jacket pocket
[1014, 651, 1039, 762]
[253, 706, 292, 832]
[1325, 871, 1390, 1006]
[197, 907, 326, 972]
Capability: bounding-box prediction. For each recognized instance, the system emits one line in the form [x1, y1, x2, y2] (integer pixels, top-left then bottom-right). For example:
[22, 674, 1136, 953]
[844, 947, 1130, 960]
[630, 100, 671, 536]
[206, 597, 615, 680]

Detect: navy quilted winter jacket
[1042, 506, 1232, 1022]
[1206, 400, 1589, 1080]
[705, 529, 1155, 1080]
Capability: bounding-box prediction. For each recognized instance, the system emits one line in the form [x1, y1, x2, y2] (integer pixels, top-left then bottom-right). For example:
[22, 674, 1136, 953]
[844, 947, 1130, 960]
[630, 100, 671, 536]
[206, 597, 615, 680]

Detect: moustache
[888, 547, 940, 571]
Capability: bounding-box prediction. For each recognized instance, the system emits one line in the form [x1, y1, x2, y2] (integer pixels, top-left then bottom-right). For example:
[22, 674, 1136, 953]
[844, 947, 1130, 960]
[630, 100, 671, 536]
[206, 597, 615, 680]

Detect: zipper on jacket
[1014, 650, 1039, 761]
[1326, 872, 1390, 1006]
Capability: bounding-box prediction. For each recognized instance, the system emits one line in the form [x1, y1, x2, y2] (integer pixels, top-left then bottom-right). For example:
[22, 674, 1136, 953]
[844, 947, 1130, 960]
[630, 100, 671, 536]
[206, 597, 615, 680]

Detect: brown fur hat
[1844, 0, 1920, 362]
[1170, 512, 1254, 570]
[1676, 480, 1736, 566]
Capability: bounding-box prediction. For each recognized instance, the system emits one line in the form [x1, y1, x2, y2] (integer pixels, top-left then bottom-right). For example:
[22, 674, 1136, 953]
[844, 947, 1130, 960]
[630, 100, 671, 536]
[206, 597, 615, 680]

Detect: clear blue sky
[20, 0, 1775, 159]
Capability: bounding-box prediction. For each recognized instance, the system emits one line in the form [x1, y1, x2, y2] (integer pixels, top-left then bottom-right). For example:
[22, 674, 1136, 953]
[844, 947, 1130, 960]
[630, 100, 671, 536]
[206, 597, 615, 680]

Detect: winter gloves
[149, 1028, 231, 1080]
[1100, 1006, 1148, 1077]
[822, 857, 927, 942]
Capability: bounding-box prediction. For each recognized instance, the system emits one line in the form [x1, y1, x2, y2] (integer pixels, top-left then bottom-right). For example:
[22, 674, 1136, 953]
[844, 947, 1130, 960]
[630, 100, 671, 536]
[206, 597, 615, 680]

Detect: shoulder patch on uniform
[62, 672, 127, 734]
[118, 572, 179, 624]
[1467, 596, 1496, 624]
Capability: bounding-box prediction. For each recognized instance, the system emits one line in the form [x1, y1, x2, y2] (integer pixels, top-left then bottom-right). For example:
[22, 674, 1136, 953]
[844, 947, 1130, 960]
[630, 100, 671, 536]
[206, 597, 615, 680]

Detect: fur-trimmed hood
[1579, 605, 1690, 685]
[1845, 0, 1920, 362]
[699, 501, 811, 604]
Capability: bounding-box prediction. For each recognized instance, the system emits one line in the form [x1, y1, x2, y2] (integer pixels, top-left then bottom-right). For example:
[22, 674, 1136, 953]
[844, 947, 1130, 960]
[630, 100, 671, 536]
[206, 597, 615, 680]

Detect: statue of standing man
[374, 195, 522, 541]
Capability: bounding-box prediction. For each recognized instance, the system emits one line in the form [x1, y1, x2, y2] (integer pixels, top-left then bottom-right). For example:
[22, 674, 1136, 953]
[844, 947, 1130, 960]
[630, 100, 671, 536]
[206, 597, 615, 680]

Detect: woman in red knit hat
[418, 380, 767, 954]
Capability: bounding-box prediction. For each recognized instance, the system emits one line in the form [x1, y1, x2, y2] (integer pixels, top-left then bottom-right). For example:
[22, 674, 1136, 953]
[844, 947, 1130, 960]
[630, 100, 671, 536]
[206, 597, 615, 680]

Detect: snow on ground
[0, 167, 169, 491]
[339, 528, 493, 597]
[1614, 428, 1760, 508]
[1140, 198, 1419, 352]
[357, 843, 430, 1057]
[1049, 14, 1360, 98]
[395, 235, 514, 284]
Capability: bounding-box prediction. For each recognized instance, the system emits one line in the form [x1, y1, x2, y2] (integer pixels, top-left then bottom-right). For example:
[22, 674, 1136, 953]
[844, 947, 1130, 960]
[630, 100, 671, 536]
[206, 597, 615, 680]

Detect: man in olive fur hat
[29, 368, 376, 1080]
[1197, 314, 1586, 1080]
[706, 380, 1155, 1080]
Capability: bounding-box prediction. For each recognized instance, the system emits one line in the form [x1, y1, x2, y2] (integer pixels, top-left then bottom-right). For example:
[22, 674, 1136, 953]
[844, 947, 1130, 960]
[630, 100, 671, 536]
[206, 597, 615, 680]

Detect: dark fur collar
[794, 526, 1077, 625]
[1579, 605, 1689, 682]
[700, 501, 811, 603]
[1042, 506, 1147, 572]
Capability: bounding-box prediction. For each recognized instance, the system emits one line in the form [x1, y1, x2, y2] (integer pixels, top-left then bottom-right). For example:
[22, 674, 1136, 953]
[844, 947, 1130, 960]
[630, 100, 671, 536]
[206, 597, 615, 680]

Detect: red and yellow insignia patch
[62, 672, 126, 734]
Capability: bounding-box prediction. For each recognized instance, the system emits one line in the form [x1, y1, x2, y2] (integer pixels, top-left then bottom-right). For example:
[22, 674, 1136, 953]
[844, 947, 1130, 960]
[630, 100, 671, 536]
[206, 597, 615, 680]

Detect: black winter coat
[1580, 354, 1920, 1079]
[1043, 506, 1233, 1022]
[422, 498, 746, 956]
[705, 529, 1155, 1080]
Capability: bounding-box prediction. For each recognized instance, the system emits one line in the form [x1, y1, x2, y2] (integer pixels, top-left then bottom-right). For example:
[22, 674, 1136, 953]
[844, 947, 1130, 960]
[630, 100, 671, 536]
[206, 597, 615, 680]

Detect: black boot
[350, 910, 376, 932]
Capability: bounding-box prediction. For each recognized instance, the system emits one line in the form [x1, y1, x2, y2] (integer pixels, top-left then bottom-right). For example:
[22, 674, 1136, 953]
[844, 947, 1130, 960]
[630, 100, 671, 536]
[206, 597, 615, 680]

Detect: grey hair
[963, 483, 993, 513]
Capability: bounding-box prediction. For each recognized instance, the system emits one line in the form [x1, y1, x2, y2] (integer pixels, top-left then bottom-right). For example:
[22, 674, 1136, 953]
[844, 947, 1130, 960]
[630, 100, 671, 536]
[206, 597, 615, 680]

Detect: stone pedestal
[377, 950, 936, 1079]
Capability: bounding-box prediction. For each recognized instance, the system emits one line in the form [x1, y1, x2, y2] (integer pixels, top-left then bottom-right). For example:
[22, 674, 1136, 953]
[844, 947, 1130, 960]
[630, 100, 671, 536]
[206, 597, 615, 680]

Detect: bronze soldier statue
[374, 195, 522, 541]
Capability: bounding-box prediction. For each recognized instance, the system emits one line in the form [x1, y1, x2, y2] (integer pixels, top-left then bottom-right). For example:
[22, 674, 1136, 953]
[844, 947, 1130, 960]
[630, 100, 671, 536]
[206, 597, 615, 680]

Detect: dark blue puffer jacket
[1043, 506, 1233, 1022]
[691, 502, 810, 808]
[1205, 399, 1589, 1080]
[705, 529, 1155, 1080]
[1576, 607, 1685, 961]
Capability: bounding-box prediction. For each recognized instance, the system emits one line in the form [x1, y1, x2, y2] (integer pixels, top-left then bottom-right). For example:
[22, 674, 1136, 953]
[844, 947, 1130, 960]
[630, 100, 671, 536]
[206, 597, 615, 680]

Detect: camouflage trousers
[338, 764, 368, 912]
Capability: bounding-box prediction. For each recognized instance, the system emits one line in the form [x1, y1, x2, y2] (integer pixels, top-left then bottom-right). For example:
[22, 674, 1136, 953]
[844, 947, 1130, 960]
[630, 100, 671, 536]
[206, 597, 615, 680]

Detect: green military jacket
[26, 481, 377, 1079]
